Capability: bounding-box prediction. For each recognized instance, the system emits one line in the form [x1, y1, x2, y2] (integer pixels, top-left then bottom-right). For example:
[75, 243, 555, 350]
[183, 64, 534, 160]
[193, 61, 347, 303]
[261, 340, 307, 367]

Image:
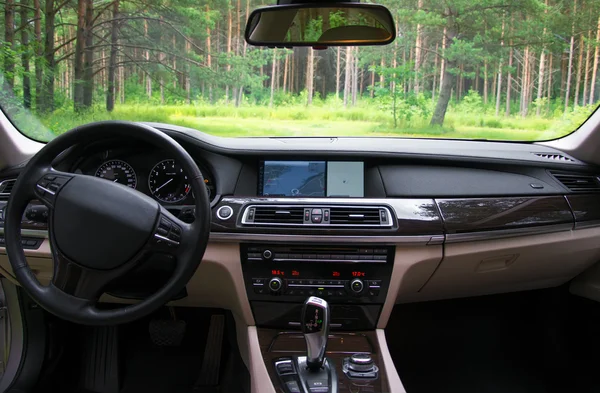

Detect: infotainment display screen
[259, 161, 364, 197]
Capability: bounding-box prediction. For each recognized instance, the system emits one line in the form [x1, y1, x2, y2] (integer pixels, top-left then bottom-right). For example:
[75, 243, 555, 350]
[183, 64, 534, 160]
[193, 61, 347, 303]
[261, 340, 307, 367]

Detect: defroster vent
[550, 171, 600, 193]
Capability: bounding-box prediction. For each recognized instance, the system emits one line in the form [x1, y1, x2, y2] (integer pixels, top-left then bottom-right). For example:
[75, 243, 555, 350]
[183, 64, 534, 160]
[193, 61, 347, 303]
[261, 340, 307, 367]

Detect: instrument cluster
[76, 147, 216, 205]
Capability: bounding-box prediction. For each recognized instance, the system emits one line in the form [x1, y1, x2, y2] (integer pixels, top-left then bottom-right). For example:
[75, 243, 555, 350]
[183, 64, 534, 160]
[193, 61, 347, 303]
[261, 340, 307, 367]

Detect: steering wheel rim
[4, 121, 211, 325]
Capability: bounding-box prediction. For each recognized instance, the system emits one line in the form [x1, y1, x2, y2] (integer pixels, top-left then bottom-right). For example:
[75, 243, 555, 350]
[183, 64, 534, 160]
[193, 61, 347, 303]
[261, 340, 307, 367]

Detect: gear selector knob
[301, 296, 330, 369]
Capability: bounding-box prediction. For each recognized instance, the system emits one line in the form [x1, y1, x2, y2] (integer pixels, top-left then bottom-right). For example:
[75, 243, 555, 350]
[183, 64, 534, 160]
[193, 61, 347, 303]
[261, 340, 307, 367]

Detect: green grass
[15, 102, 589, 142]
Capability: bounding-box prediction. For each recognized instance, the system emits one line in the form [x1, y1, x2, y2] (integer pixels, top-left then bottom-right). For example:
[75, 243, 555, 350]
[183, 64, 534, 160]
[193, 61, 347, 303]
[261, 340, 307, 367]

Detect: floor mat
[386, 288, 600, 393]
[119, 308, 220, 393]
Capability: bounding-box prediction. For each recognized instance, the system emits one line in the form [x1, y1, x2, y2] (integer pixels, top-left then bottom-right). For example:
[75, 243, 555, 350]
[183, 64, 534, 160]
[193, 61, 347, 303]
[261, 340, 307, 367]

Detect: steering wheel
[4, 121, 211, 325]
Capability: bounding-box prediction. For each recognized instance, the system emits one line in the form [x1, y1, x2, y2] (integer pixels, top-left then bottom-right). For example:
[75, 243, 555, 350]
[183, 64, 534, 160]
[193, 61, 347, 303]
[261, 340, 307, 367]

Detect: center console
[242, 244, 394, 331]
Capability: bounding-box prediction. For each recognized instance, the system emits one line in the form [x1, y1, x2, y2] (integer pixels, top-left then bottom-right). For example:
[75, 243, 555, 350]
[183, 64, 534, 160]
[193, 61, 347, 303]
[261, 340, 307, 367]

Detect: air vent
[252, 206, 305, 224]
[242, 204, 394, 227]
[329, 207, 384, 225]
[533, 153, 575, 162]
[0, 179, 16, 197]
[550, 172, 600, 192]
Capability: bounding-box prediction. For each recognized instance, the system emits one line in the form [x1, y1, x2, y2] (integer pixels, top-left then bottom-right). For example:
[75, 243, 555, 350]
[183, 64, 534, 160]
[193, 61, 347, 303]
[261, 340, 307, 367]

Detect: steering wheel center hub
[53, 176, 160, 270]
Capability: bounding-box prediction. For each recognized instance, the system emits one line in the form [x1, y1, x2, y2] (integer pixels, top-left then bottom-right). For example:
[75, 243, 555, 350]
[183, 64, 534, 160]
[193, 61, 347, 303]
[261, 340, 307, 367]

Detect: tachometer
[148, 159, 191, 203]
[95, 160, 137, 189]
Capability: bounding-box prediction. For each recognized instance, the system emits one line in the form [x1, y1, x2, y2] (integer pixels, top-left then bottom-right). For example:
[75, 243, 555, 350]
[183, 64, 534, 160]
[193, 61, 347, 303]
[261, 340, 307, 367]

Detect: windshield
[0, 0, 598, 142]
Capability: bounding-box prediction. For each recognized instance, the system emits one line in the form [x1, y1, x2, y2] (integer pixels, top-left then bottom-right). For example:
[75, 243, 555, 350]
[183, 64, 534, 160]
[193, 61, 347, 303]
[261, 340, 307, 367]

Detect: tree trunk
[547, 54, 553, 114]
[520, 46, 530, 117]
[106, 0, 119, 112]
[34, 0, 43, 111]
[20, 0, 31, 108]
[583, 30, 592, 106]
[370, 61, 375, 98]
[379, 58, 385, 88]
[439, 27, 447, 94]
[283, 54, 288, 94]
[433, 43, 439, 102]
[4, 0, 15, 90]
[225, 3, 232, 102]
[343, 47, 352, 107]
[82, 0, 94, 108]
[270, 49, 277, 107]
[575, 34, 584, 107]
[589, 16, 600, 104]
[306, 48, 314, 105]
[495, 20, 505, 116]
[206, 5, 212, 103]
[483, 60, 488, 105]
[145, 20, 151, 99]
[431, 23, 456, 126]
[352, 48, 358, 106]
[414, 0, 423, 94]
[506, 44, 513, 116]
[565, 1, 577, 112]
[74, 0, 86, 111]
[536, 49, 546, 115]
[336, 48, 341, 98]
[42, 0, 55, 112]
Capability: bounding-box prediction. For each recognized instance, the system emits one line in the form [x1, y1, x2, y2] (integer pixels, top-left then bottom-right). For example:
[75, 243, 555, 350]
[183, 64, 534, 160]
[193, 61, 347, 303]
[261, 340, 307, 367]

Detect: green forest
[1, 0, 600, 141]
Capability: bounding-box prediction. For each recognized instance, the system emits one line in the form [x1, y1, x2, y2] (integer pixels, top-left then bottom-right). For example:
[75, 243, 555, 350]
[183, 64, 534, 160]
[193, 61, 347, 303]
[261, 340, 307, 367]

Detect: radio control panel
[241, 244, 394, 305]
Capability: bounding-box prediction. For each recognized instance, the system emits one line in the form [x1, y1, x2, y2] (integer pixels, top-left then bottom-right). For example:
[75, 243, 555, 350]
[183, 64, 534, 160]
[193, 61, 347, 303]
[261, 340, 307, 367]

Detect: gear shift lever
[301, 296, 330, 369]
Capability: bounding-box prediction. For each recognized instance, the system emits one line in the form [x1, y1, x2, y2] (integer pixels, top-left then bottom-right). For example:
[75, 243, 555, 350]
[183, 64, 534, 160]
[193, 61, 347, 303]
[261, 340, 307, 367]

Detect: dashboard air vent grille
[252, 206, 305, 224]
[550, 172, 600, 192]
[0, 179, 16, 197]
[534, 153, 575, 162]
[329, 207, 382, 225]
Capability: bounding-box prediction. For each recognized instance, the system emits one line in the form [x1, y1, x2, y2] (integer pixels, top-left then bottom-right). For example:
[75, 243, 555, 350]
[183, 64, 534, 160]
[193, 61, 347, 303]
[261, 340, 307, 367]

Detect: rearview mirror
[245, 3, 396, 47]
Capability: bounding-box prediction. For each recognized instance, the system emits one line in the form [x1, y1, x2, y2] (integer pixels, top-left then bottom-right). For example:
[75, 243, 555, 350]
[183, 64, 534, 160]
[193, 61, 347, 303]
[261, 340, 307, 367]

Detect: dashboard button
[374, 249, 387, 254]
[311, 215, 322, 224]
[317, 254, 330, 259]
[216, 205, 233, 220]
[335, 290, 346, 297]
[254, 287, 267, 295]
[303, 254, 317, 260]
[252, 278, 264, 285]
[311, 208, 323, 215]
[263, 250, 273, 259]
[374, 255, 387, 260]
[324, 209, 330, 222]
[368, 289, 380, 297]
[276, 253, 289, 259]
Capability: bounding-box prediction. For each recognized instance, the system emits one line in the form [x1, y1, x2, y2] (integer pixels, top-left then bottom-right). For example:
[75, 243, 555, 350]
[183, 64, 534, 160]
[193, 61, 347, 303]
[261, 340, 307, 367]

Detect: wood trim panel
[436, 196, 573, 233]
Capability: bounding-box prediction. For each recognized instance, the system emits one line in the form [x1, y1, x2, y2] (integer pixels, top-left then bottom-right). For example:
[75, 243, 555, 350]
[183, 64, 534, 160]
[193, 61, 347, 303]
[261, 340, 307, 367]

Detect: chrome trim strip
[36, 184, 55, 195]
[241, 204, 394, 228]
[0, 179, 16, 197]
[209, 232, 436, 245]
[445, 223, 574, 244]
[0, 228, 48, 238]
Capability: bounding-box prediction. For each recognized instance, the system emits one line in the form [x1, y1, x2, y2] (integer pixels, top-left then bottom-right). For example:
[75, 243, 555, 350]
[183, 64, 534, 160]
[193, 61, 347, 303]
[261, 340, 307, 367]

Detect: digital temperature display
[352, 271, 366, 277]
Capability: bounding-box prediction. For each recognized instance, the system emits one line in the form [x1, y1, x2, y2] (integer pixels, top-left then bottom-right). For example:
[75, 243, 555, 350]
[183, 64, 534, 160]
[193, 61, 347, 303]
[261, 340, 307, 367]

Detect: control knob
[268, 277, 283, 293]
[350, 279, 364, 294]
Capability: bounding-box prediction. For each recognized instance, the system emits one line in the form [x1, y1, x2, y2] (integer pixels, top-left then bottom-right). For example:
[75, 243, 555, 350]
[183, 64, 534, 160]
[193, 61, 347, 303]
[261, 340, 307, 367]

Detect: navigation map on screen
[262, 161, 326, 197]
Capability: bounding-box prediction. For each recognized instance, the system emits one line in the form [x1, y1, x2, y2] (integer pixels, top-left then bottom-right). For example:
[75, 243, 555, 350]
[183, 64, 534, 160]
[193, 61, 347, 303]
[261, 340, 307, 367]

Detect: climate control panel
[241, 244, 394, 305]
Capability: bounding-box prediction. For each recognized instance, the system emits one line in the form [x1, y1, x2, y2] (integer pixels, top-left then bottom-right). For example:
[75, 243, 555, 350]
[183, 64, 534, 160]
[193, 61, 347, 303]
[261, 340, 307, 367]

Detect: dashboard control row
[241, 244, 394, 305]
[251, 278, 382, 298]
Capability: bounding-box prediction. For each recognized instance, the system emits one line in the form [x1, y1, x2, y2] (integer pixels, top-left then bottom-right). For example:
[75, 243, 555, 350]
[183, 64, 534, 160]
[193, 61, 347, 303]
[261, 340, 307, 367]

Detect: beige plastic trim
[246, 326, 277, 393]
[378, 245, 443, 328]
[400, 227, 600, 303]
[570, 262, 600, 302]
[376, 329, 407, 393]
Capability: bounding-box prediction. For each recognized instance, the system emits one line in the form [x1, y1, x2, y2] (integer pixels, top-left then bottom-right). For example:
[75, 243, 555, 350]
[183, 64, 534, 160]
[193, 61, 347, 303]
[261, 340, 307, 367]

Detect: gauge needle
[155, 178, 173, 192]
[113, 178, 119, 182]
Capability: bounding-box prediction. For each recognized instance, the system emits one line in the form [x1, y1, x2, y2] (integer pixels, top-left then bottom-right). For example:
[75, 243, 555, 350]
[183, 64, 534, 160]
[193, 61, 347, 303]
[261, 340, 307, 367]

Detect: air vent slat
[330, 207, 382, 225]
[0, 179, 16, 197]
[534, 153, 575, 162]
[550, 171, 600, 193]
[252, 206, 305, 224]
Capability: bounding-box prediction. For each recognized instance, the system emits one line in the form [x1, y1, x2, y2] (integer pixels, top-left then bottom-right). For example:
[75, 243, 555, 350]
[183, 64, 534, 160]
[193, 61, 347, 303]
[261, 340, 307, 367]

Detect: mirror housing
[245, 3, 396, 47]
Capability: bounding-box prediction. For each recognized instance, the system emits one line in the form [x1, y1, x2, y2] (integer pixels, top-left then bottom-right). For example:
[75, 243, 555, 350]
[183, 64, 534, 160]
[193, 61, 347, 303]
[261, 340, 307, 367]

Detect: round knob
[216, 205, 233, 220]
[348, 353, 374, 372]
[350, 279, 364, 294]
[268, 277, 283, 292]
[263, 249, 273, 260]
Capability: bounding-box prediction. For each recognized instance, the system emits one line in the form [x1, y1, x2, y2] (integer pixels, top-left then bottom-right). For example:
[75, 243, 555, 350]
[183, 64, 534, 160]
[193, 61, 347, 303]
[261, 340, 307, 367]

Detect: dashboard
[2, 122, 600, 324]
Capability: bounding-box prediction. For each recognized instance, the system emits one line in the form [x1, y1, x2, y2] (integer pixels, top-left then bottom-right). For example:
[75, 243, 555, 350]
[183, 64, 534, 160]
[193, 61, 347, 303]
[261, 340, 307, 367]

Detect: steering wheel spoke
[51, 249, 121, 301]
[34, 171, 75, 208]
[147, 207, 191, 258]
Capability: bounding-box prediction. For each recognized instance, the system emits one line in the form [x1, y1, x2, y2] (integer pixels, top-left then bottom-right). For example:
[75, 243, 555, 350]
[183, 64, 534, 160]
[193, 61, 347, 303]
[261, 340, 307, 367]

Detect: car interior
[2, 1, 600, 393]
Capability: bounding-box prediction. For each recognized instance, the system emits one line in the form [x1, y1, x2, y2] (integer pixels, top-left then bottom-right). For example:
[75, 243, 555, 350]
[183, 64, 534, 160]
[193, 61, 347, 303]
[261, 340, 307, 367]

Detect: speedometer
[148, 159, 191, 203]
[95, 160, 137, 189]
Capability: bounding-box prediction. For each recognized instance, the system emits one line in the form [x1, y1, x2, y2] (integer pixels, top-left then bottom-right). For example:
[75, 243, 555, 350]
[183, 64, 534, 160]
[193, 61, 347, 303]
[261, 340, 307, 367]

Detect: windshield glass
[0, 0, 598, 142]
